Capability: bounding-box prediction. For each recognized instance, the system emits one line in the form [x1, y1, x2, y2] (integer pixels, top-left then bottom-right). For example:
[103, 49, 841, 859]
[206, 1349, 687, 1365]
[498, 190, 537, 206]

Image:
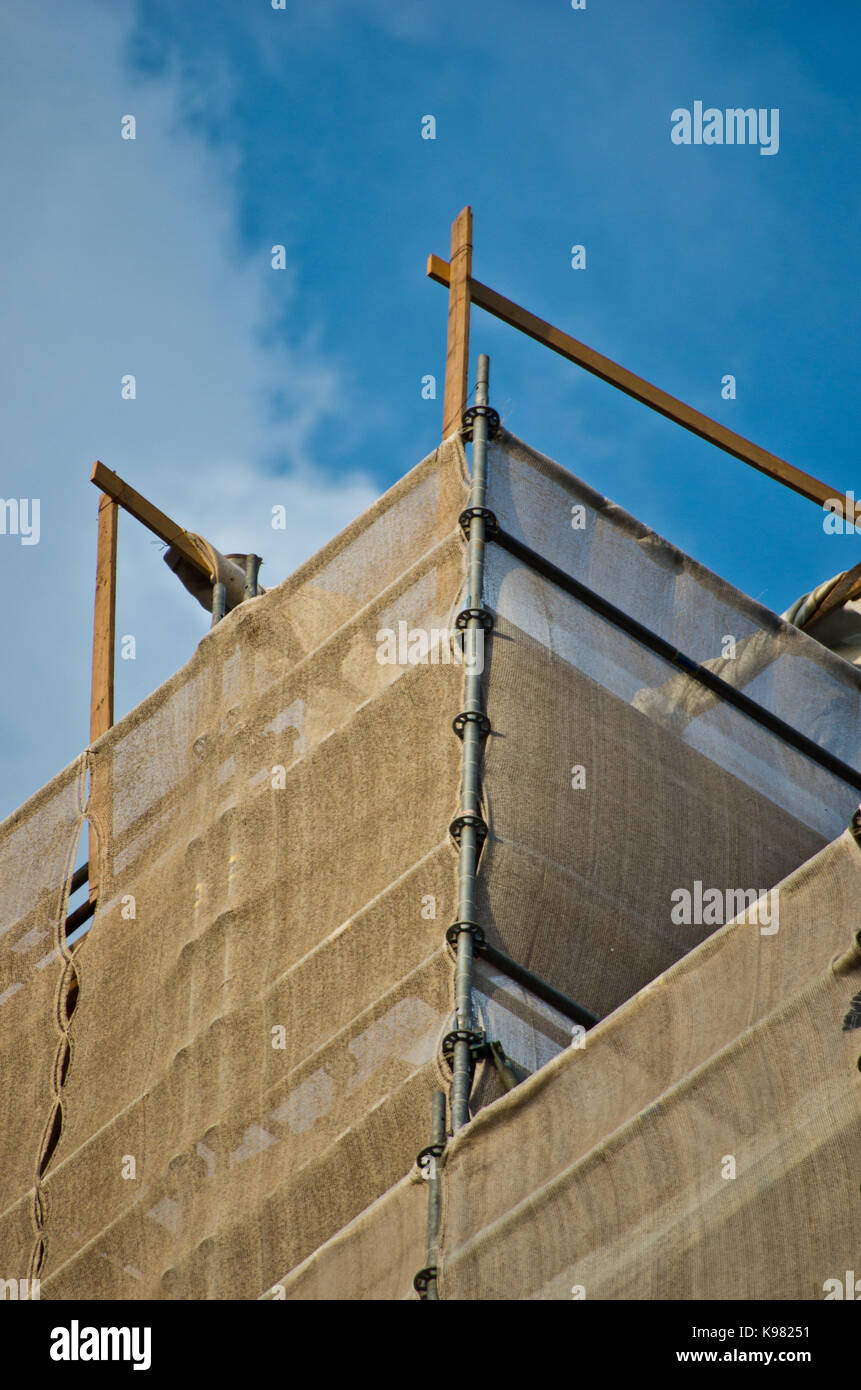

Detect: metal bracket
[445, 920, 486, 950]
[442, 1030, 528, 1090]
[458, 506, 498, 540]
[448, 812, 487, 848]
[485, 1039, 530, 1092]
[441, 1028, 487, 1068]
[413, 1267, 438, 1298]
[452, 709, 491, 739]
[416, 1139, 446, 1173]
[454, 606, 494, 631]
[460, 404, 500, 441]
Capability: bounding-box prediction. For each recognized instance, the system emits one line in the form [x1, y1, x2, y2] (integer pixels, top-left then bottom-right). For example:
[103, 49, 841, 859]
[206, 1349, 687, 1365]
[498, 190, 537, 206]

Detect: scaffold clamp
[452, 709, 491, 739]
[448, 812, 487, 847]
[454, 606, 494, 631]
[460, 404, 500, 441]
[445, 920, 486, 949]
[458, 506, 498, 539]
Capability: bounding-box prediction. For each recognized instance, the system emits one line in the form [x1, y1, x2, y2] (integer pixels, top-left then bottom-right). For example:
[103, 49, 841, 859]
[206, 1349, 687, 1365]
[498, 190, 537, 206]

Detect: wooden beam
[427, 254, 861, 523]
[802, 558, 861, 630]
[441, 207, 472, 440]
[88, 492, 117, 902]
[90, 461, 212, 577]
[90, 494, 118, 742]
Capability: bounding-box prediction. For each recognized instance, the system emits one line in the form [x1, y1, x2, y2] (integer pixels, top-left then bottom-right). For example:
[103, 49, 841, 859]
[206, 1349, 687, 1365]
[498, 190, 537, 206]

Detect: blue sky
[2, 0, 861, 818]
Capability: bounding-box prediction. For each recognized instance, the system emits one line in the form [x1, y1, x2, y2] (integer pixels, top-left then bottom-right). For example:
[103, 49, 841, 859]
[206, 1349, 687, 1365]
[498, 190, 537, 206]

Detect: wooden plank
[88, 492, 118, 902]
[427, 254, 860, 522]
[90, 494, 118, 742]
[90, 461, 212, 577]
[441, 207, 472, 440]
[801, 558, 861, 630]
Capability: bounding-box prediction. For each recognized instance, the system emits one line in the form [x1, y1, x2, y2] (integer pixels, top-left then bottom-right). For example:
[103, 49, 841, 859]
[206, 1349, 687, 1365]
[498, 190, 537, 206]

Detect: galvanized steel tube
[244, 553, 261, 600]
[451, 353, 490, 1132]
[424, 1090, 447, 1300]
[211, 580, 227, 627]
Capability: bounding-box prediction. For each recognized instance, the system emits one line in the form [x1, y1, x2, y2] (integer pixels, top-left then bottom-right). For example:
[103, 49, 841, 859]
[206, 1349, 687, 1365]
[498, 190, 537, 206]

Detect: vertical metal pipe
[451, 353, 491, 1132]
[424, 1091, 447, 1301]
[451, 904, 475, 1129]
[244, 553, 261, 600]
[211, 580, 227, 627]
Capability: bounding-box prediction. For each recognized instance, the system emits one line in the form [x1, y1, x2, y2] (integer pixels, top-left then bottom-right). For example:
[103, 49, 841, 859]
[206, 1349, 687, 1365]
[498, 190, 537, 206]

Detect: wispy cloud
[0, 2, 378, 819]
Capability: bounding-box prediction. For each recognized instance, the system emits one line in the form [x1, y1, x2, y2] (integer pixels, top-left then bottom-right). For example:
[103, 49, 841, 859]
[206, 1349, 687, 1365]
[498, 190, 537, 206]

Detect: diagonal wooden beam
[86, 463, 215, 900]
[90, 461, 212, 577]
[427, 254, 860, 523]
[801, 558, 861, 630]
[441, 207, 473, 440]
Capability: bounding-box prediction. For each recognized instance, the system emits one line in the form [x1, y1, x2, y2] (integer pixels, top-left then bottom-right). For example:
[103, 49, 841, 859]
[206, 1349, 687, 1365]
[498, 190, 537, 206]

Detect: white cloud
[0, 2, 378, 820]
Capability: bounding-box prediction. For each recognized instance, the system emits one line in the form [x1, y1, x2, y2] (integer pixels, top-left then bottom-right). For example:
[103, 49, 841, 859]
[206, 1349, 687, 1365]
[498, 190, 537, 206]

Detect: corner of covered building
[2, 424, 860, 1302]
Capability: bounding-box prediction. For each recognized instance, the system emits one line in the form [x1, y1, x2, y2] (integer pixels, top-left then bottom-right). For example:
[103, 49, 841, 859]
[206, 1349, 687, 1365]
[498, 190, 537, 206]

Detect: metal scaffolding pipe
[211, 580, 227, 627]
[494, 526, 861, 795]
[451, 353, 491, 1132]
[479, 940, 599, 1030]
[244, 553, 261, 600]
[424, 1091, 446, 1300]
[69, 863, 89, 895]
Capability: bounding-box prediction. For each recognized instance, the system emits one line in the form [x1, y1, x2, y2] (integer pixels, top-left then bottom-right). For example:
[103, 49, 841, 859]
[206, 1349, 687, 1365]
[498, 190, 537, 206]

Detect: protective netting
[436, 829, 861, 1300]
[1, 439, 470, 1297]
[489, 432, 861, 796]
[1, 426, 857, 1300]
[0, 757, 88, 1279]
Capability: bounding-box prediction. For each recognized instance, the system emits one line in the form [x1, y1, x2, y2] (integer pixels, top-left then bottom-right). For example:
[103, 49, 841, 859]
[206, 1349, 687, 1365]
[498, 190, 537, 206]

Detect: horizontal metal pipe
[65, 897, 96, 938]
[479, 940, 598, 1030]
[493, 527, 861, 795]
[69, 863, 89, 895]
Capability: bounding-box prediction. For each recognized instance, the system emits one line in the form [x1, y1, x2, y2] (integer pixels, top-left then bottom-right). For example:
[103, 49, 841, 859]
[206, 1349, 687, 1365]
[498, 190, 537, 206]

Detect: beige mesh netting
[436, 828, 861, 1300]
[2, 438, 470, 1297]
[1, 425, 858, 1300]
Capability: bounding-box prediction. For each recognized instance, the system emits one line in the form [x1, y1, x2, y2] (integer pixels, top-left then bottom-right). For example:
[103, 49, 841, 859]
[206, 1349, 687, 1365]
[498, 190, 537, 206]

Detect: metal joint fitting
[454, 606, 494, 631]
[441, 1028, 487, 1068]
[460, 404, 500, 441]
[445, 920, 486, 950]
[448, 812, 487, 847]
[452, 709, 491, 739]
[458, 506, 498, 540]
